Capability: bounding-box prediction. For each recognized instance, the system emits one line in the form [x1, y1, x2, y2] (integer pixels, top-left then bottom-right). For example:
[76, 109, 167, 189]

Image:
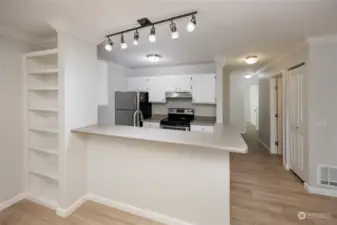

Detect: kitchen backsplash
[152, 99, 216, 117]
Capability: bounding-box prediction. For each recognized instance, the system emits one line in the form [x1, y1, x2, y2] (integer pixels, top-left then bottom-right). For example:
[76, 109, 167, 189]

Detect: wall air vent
[318, 165, 337, 187]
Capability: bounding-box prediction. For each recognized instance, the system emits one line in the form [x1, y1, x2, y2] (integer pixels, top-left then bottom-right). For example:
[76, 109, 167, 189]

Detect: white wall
[58, 31, 100, 208]
[128, 63, 215, 77]
[0, 36, 37, 205]
[98, 61, 109, 105]
[222, 66, 231, 125]
[228, 70, 258, 133]
[258, 78, 271, 147]
[307, 37, 337, 189]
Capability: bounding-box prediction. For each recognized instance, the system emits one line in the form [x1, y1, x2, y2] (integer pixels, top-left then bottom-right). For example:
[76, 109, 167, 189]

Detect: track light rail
[106, 11, 198, 38]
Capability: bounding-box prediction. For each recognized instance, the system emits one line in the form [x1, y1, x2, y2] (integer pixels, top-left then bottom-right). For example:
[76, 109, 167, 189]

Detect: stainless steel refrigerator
[115, 91, 152, 127]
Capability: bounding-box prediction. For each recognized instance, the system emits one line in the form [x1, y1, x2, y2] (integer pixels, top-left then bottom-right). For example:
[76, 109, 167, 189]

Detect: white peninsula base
[86, 135, 229, 225]
[69, 125, 247, 225]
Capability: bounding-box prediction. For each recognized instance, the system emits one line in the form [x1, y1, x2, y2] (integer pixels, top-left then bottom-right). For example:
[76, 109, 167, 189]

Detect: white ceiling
[1, 0, 337, 68]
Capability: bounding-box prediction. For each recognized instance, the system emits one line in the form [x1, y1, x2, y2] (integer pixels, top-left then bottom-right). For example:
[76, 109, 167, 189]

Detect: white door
[249, 85, 259, 127]
[191, 74, 216, 104]
[289, 65, 305, 180]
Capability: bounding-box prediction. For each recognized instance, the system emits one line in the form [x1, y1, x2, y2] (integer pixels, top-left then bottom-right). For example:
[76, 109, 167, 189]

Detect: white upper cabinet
[148, 77, 166, 103]
[191, 74, 216, 104]
[126, 77, 149, 92]
[165, 75, 192, 92]
[126, 74, 216, 104]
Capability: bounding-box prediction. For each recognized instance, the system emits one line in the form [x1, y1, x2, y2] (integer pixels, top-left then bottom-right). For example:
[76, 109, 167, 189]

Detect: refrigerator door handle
[133, 110, 139, 127]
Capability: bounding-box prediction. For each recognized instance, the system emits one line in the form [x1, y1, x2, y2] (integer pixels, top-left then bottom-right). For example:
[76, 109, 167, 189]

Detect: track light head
[149, 26, 156, 43]
[120, 34, 128, 49]
[187, 15, 196, 32]
[170, 21, 179, 39]
[105, 38, 113, 51]
[133, 30, 139, 45]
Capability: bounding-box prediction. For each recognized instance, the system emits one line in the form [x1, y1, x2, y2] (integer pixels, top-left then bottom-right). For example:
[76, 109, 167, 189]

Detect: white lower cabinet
[191, 125, 214, 133]
[143, 121, 160, 129]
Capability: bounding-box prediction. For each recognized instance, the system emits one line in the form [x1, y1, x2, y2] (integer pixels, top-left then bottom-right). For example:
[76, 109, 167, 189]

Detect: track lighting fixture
[149, 26, 156, 43]
[133, 30, 139, 45]
[104, 11, 197, 51]
[105, 38, 113, 51]
[121, 34, 128, 49]
[186, 15, 196, 32]
[170, 21, 179, 39]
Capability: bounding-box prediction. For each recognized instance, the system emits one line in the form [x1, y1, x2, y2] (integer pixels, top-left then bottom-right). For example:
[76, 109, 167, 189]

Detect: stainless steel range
[160, 108, 194, 131]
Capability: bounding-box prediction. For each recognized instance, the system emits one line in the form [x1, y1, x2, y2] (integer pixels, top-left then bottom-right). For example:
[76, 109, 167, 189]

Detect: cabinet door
[148, 77, 166, 103]
[126, 78, 137, 91]
[191, 74, 216, 104]
[191, 125, 214, 133]
[143, 122, 160, 129]
[126, 78, 149, 92]
[166, 75, 192, 92]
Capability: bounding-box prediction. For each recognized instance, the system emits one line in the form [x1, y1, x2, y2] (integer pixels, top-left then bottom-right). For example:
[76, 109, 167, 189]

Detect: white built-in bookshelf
[24, 48, 59, 208]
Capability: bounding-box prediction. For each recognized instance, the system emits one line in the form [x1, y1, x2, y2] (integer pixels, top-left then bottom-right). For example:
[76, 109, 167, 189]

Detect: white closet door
[289, 65, 305, 180]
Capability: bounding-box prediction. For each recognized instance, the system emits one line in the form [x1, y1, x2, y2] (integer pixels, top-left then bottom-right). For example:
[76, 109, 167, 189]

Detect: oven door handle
[160, 125, 189, 131]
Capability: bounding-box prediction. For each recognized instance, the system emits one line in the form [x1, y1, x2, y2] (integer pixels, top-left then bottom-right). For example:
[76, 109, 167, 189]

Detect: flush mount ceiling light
[105, 38, 113, 51]
[244, 74, 253, 79]
[133, 30, 139, 45]
[245, 56, 259, 64]
[147, 54, 161, 63]
[104, 11, 197, 51]
[149, 25, 156, 43]
[120, 34, 128, 49]
[186, 15, 196, 32]
[170, 21, 179, 39]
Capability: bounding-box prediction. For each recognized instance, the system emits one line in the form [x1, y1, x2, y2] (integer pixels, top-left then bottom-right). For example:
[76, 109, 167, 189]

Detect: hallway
[230, 123, 337, 225]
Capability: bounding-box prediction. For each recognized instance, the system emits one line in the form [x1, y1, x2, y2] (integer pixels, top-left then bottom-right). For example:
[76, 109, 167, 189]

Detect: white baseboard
[0, 193, 26, 211]
[86, 193, 193, 225]
[304, 183, 337, 198]
[284, 164, 290, 171]
[56, 195, 88, 217]
[258, 138, 271, 151]
[25, 195, 57, 210]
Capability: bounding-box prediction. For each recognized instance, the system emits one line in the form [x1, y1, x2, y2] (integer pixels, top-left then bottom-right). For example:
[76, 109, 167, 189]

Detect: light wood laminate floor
[231, 123, 337, 225]
[0, 123, 336, 225]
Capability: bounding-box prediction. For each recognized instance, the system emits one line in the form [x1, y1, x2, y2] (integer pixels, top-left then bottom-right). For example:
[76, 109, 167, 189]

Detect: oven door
[160, 125, 190, 131]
